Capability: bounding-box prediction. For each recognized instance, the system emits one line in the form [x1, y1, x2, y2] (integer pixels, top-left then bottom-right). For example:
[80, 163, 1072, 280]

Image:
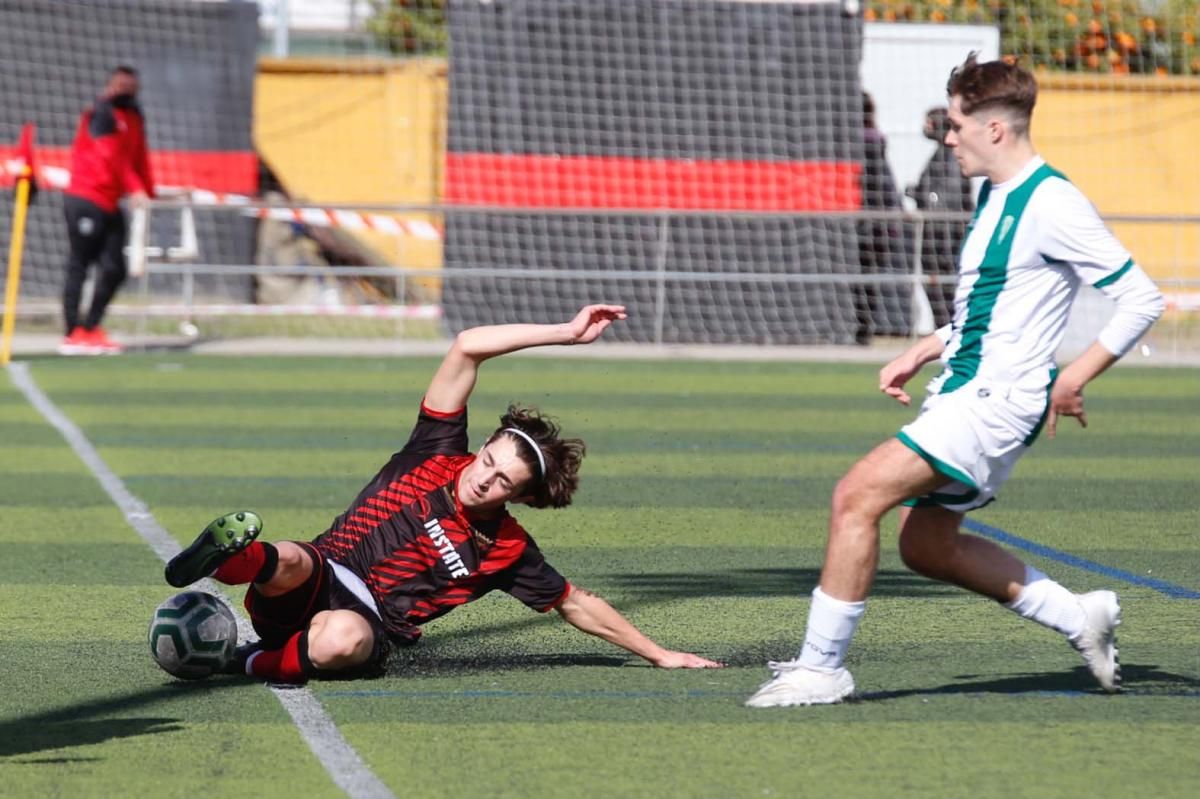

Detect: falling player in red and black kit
[59, 65, 155, 356]
[164, 305, 723, 682]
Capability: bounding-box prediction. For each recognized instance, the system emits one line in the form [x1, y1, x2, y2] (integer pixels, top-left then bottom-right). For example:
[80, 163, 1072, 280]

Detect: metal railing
[118, 200, 1199, 354]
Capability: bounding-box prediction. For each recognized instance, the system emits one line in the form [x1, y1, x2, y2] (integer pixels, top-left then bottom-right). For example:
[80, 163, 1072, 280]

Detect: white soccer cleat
[744, 660, 856, 708]
[1069, 590, 1122, 693]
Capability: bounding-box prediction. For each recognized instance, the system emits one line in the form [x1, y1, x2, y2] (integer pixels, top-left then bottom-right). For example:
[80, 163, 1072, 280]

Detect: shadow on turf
[859, 663, 1200, 701]
[602, 567, 957, 599]
[386, 651, 631, 677]
[365, 568, 953, 676]
[0, 679, 241, 760]
[358, 568, 954, 678]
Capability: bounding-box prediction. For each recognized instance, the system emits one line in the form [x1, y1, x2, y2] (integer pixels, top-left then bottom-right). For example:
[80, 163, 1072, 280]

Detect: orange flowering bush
[865, 0, 1199, 74]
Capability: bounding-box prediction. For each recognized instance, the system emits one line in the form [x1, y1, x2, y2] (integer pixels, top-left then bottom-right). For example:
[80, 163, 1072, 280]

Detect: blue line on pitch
[321, 688, 746, 699]
[321, 688, 1200, 700]
[962, 518, 1200, 599]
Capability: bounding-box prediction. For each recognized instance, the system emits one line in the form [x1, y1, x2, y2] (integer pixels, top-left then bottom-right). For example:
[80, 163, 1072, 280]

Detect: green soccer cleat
[165, 511, 263, 588]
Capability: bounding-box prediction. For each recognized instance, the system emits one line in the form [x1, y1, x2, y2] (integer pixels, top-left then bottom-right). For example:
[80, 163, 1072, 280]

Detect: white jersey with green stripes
[930, 156, 1134, 396]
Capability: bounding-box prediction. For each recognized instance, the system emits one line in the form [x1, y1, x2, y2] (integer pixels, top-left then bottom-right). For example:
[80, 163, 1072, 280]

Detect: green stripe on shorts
[896, 431, 979, 489]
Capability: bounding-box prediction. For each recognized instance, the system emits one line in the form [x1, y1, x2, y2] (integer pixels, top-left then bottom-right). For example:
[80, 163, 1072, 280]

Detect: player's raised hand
[652, 650, 725, 669]
[1046, 380, 1088, 439]
[565, 304, 627, 344]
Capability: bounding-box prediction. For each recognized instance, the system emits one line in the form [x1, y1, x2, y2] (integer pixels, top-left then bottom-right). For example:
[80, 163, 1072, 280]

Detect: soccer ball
[148, 591, 238, 680]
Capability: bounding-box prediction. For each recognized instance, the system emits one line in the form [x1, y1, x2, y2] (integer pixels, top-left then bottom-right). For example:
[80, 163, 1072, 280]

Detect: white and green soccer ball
[148, 591, 238, 679]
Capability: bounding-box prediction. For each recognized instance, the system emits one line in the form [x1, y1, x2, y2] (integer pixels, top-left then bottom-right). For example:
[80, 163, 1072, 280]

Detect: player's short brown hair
[489, 404, 585, 509]
[946, 52, 1037, 136]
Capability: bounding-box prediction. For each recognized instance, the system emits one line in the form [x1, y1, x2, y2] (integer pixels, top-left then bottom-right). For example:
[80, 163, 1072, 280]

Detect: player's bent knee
[307, 610, 373, 669]
[830, 474, 883, 529]
[830, 475, 859, 516]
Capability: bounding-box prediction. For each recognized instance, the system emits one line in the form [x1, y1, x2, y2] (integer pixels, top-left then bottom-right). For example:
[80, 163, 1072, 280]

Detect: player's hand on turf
[652, 650, 725, 669]
[1046, 380, 1087, 439]
[564, 304, 627, 345]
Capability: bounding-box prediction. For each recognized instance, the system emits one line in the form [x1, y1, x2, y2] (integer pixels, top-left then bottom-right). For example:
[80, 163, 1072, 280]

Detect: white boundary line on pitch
[5, 361, 395, 799]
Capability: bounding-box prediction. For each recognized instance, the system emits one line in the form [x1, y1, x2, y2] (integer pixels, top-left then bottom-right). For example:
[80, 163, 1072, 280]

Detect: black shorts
[242, 542, 391, 678]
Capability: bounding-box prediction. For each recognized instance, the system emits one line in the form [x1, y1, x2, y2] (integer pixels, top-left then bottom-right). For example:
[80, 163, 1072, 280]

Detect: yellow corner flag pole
[0, 169, 33, 366]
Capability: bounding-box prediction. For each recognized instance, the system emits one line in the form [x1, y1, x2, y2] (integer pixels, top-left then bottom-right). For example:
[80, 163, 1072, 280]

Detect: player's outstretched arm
[423, 304, 627, 412]
[556, 586, 723, 669]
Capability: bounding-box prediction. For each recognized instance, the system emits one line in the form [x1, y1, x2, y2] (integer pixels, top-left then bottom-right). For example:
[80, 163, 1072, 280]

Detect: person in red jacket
[59, 65, 155, 355]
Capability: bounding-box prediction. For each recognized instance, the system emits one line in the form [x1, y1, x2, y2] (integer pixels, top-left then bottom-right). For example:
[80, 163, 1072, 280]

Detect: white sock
[796, 586, 866, 670]
[1004, 565, 1086, 639]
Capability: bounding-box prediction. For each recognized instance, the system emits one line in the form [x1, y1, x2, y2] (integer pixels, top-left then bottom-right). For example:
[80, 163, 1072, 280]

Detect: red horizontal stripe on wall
[444, 152, 862, 211]
[151, 151, 258, 194]
[0, 146, 258, 194]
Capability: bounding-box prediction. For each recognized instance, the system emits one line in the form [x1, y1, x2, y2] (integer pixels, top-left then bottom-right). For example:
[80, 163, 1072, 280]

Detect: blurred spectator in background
[59, 65, 155, 356]
[855, 92, 907, 345]
[906, 107, 975, 328]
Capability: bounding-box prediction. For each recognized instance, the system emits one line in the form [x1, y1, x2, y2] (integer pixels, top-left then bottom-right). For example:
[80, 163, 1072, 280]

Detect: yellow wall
[254, 58, 446, 271]
[254, 63, 1199, 283]
[1035, 73, 1200, 282]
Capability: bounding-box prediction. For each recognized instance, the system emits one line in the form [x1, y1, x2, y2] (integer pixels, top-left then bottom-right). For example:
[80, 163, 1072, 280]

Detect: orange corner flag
[15, 121, 37, 187]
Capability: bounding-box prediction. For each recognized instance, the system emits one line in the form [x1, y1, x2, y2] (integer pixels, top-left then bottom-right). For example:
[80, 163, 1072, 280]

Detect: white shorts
[897, 376, 1051, 513]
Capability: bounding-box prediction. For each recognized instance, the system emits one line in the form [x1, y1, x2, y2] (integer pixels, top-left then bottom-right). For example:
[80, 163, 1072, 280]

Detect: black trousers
[62, 194, 127, 334]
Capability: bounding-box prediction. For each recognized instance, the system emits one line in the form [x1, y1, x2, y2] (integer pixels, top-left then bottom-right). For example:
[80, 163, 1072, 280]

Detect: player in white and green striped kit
[748, 52, 1165, 707]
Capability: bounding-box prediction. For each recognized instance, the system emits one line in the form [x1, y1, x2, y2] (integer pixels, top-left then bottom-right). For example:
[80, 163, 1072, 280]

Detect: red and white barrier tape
[2, 164, 441, 240]
[138, 303, 443, 320]
[15, 300, 442, 321]
[2, 161, 69, 190]
[248, 205, 441, 240]
[1164, 292, 1200, 312]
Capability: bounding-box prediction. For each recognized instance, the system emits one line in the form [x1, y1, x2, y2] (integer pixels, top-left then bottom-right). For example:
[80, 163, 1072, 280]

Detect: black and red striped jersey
[311, 403, 570, 643]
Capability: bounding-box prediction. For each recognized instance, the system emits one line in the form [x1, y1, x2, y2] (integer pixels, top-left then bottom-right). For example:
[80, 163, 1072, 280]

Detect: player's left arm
[879, 330, 948, 405]
[556, 586, 724, 669]
[423, 304, 627, 413]
[1036, 184, 1165, 436]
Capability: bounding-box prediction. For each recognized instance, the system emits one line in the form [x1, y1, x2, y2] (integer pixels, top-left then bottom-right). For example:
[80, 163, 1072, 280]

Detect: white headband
[503, 427, 546, 480]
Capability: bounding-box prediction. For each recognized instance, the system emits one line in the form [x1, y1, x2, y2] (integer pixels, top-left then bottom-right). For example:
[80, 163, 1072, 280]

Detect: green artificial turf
[1, 354, 1197, 798]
